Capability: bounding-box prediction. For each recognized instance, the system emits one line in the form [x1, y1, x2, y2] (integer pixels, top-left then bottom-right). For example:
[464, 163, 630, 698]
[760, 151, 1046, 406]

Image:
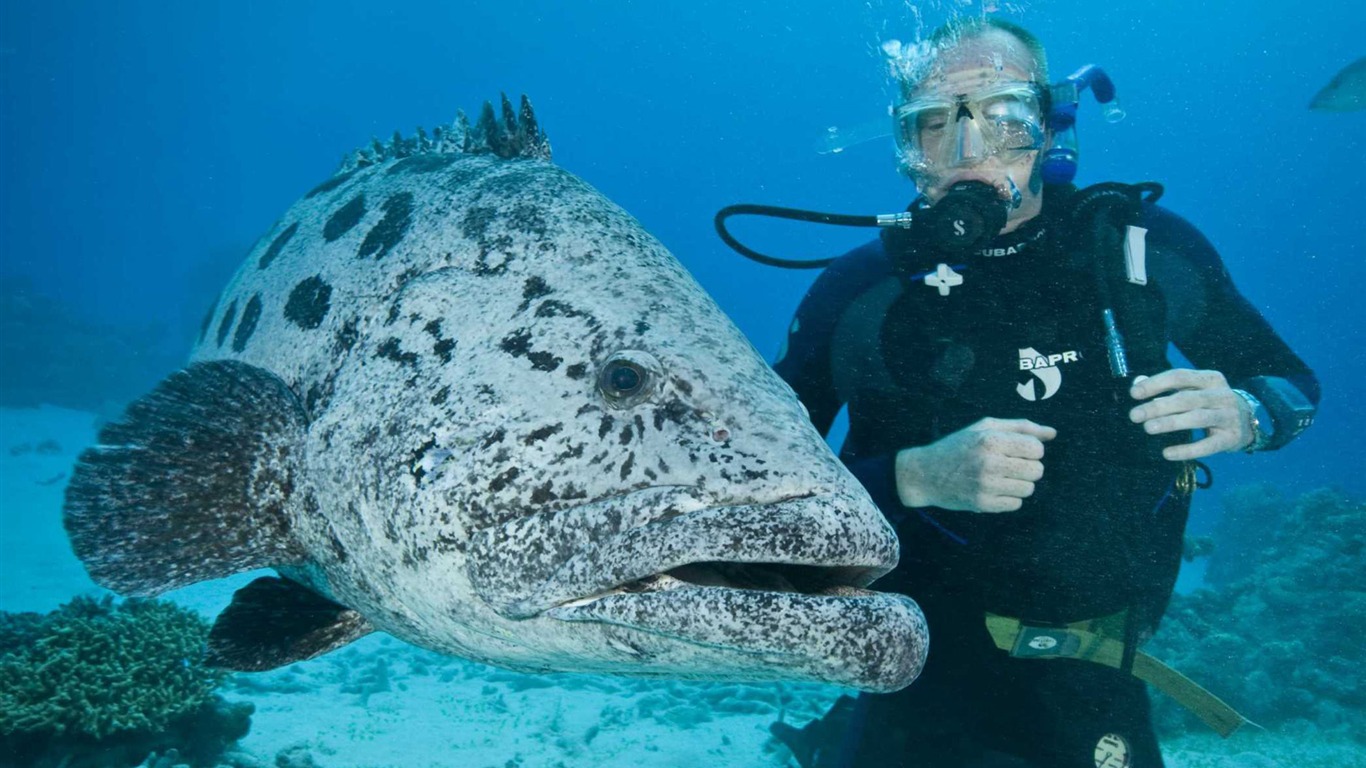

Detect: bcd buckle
[1176, 462, 1197, 496]
[1175, 460, 1213, 496]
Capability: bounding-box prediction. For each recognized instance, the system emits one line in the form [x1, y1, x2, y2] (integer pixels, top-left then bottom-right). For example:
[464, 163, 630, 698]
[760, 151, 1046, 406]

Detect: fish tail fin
[63, 360, 310, 596]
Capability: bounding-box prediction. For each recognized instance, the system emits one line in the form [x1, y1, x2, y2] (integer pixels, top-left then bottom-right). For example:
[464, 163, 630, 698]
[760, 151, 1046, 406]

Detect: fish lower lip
[547, 586, 927, 692]
[505, 494, 899, 618]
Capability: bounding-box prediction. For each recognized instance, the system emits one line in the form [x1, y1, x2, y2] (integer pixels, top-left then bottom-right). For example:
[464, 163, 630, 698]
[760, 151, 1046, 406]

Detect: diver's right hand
[893, 418, 1056, 513]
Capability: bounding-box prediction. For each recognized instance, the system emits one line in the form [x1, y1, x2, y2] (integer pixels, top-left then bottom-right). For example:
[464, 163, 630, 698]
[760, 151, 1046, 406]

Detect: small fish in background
[6, 439, 62, 457]
[1309, 56, 1366, 112]
[36, 472, 67, 487]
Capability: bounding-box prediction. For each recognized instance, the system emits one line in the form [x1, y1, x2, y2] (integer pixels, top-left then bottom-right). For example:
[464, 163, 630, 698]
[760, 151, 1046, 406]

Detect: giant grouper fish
[62, 95, 927, 692]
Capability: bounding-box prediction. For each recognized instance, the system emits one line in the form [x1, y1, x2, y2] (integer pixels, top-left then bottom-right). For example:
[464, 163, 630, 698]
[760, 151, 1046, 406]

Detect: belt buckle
[1011, 625, 1083, 659]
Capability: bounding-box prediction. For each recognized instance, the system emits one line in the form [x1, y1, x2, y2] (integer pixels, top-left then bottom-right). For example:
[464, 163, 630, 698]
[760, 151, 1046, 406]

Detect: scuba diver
[729, 17, 1320, 768]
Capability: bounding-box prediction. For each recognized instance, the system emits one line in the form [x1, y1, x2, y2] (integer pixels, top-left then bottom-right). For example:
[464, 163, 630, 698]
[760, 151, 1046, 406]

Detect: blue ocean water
[2, 0, 1362, 505]
[1, 1, 1363, 766]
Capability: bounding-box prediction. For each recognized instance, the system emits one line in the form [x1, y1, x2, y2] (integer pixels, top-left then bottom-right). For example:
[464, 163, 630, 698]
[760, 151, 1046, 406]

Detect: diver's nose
[953, 112, 986, 165]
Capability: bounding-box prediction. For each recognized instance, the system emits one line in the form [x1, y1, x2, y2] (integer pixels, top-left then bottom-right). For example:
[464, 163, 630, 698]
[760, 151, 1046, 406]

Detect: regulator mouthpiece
[917, 181, 1010, 255]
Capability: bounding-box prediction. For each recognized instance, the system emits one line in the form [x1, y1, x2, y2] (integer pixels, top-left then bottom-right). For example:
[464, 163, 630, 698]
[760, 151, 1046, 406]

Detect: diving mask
[894, 82, 1046, 173]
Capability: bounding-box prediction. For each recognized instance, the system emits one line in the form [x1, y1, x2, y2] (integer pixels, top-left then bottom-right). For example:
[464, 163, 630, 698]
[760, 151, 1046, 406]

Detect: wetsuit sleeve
[1145, 206, 1320, 448]
[771, 241, 888, 436]
[844, 455, 911, 525]
[771, 301, 840, 436]
[772, 242, 916, 525]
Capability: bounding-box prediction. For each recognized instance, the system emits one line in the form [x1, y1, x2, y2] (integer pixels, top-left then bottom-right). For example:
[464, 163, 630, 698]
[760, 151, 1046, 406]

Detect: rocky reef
[1149, 487, 1365, 740]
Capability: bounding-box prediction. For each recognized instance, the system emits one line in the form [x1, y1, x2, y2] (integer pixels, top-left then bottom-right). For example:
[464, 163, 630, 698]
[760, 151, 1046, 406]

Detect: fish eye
[608, 364, 642, 394]
[597, 351, 661, 409]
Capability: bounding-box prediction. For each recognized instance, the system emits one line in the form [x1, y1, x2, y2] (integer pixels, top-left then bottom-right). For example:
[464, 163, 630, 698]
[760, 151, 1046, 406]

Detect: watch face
[1093, 733, 1131, 768]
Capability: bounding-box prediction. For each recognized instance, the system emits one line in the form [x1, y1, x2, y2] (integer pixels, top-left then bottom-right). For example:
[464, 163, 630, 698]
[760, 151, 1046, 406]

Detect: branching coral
[0, 596, 251, 767]
[0, 596, 225, 739]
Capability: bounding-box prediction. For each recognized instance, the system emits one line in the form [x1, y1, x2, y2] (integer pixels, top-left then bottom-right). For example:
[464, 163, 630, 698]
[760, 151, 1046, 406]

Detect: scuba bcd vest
[831, 181, 1168, 411]
[718, 180, 1254, 736]
[717, 180, 1191, 629]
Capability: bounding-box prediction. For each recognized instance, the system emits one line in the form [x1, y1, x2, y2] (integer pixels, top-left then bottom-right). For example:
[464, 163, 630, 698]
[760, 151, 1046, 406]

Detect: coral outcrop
[1149, 488, 1365, 739]
[0, 596, 253, 767]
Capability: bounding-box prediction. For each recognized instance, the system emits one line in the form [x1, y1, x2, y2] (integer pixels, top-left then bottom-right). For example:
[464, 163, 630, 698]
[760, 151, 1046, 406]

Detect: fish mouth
[505, 491, 925, 691]
[546, 565, 927, 692]
[554, 560, 878, 609]
[580, 560, 867, 599]
[503, 490, 899, 617]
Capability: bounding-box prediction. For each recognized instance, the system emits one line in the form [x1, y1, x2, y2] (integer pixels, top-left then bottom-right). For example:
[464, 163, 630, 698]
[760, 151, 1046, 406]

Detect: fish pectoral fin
[207, 576, 374, 671]
[63, 360, 310, 597]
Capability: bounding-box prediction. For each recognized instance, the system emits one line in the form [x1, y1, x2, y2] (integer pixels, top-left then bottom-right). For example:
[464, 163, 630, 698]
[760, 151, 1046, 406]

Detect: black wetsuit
[772, 186, 1319, 768]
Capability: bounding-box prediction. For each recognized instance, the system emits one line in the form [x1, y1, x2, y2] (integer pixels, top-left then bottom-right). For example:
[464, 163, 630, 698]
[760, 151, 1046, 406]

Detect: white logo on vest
[924, 263, 964, 296]
[1016, 346, 1079, 401]
[1093, 733, 1131, 768]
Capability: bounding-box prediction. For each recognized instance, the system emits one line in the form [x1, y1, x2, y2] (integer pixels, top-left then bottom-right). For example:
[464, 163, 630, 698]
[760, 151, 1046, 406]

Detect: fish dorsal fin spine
[337, 93, 552, 174]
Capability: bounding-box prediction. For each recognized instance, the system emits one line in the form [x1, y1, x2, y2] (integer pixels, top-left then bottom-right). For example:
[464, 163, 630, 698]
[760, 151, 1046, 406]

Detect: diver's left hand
[1128, 368, 1254, 461]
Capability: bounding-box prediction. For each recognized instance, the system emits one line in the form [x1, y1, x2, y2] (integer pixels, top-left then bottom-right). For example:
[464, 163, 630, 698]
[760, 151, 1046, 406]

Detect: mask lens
[980, 91, 1044, 152]
[912, 106, 953, 162]
[895, 84, 1044, 171]
[895, 100, 948, 156]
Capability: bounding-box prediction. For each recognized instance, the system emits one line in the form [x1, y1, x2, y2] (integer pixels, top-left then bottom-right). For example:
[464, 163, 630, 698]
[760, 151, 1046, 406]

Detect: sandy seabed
[2, 405, 1361, 768]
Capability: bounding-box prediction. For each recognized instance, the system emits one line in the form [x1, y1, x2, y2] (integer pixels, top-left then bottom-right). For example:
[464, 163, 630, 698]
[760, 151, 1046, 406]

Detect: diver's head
[891, 19, 1050, 234]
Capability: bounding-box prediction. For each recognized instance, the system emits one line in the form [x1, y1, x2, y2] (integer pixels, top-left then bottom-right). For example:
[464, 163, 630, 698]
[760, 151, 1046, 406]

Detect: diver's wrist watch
[1232, 388, 1273, 452]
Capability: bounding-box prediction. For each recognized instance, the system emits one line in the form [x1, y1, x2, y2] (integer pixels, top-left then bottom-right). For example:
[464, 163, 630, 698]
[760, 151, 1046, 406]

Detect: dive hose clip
[876, 212, 916, 229]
